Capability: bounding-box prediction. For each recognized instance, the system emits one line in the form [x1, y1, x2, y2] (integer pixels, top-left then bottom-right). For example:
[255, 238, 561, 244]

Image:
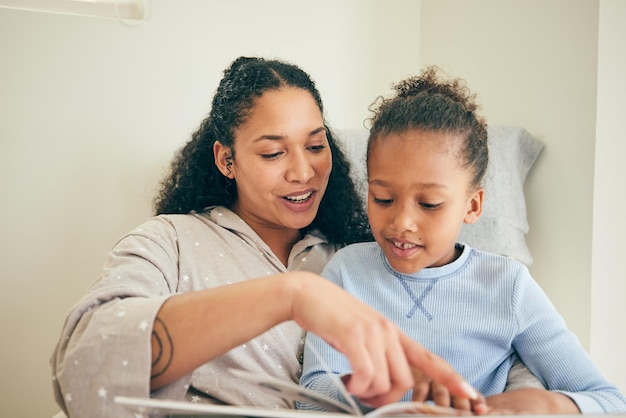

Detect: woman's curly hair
[367, 65, 489, 189]
[154, 56, 371, 245]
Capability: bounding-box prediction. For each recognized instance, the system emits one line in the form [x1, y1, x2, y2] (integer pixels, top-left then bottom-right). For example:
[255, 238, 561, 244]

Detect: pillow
[334, 126, 544, 266]
[334, 128, 369, 202]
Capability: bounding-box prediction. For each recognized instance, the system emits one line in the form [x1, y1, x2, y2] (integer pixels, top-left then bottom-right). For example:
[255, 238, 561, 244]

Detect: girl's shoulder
[463, 244, 531, 283]
[464, 243, 526, 267]
[335, 241, 379, 257]
[326, 241, 381, 270]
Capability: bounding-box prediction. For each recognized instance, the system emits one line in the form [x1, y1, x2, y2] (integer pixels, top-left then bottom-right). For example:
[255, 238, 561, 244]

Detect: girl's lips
[390, 240, 418, 250]
[387, 238, 421, 258]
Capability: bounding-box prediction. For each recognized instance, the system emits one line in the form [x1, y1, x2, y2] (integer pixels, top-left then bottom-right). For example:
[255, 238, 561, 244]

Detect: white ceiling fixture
[0, 0, 150, 23]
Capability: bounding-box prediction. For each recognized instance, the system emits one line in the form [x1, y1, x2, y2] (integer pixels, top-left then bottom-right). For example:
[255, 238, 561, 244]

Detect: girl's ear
[213, 141, 234, 178]
[463, 188, 484, 225]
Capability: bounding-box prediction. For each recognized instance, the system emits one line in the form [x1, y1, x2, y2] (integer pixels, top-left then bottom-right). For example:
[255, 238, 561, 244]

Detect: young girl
[299, 66, 626, 414]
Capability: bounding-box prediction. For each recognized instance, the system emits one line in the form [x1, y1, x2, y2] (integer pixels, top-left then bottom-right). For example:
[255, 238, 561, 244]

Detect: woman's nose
[285, 151, 314, 183]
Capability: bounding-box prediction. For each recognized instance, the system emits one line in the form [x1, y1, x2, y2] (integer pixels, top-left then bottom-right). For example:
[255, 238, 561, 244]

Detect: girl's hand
[485, 388, 580, 415]
[411, 367, 489, 414]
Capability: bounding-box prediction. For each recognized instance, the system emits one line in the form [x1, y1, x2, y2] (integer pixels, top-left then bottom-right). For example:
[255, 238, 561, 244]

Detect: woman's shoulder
[112, 211, 224, 250]
[139, 207, 231, 230]
[127, 212, 207, 233]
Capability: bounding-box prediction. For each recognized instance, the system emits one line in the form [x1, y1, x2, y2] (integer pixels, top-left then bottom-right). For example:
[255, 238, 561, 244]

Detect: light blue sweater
[299, 242, 626, 414]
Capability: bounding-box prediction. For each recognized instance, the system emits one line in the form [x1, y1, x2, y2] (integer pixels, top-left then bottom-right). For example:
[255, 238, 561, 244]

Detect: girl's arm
[512, 267, 626, 413]
[486, 388, 579, 415]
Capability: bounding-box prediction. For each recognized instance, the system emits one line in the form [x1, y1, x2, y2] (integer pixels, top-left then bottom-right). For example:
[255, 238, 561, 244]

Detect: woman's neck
[229, 204, 302, 266]
[257, 228, 302, 266]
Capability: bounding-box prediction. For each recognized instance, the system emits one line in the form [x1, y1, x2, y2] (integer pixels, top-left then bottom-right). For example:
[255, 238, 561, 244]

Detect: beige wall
[591, 0, 626, 393]
[0, 2, 422, 416]
[420, 0, 598, 349]
[420, 0, 626, 394]
[0, 1, 623, 416]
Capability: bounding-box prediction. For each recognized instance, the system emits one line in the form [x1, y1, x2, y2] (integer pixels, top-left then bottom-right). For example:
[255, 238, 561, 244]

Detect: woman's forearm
[149, 273, 296, 390]
[149, 271, 480, 409]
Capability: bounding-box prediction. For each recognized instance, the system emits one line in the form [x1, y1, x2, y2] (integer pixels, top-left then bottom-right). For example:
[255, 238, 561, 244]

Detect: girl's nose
[391, 204, 418, 232]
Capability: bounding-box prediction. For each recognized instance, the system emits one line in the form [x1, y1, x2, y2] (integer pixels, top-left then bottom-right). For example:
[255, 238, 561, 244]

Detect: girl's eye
[420, 202, 441, 210]
[373, 197, 393, 205]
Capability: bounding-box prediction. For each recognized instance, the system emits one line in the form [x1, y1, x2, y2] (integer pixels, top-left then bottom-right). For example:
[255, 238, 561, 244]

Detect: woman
[51, 57, 483, 417]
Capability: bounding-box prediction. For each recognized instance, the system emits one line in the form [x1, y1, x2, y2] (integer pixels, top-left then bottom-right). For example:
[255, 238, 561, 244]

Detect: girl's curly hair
[154, 56, 371, 245]
[367, 65, 489, 189]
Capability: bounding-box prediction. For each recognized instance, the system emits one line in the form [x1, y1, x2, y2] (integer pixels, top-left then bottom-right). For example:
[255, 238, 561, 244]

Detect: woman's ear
[213, 141, 234, 178]
[463, 188, 484, 225]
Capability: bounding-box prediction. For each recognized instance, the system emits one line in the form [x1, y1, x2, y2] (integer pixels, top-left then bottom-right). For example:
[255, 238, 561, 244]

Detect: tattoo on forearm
[151, 316, 173, 380]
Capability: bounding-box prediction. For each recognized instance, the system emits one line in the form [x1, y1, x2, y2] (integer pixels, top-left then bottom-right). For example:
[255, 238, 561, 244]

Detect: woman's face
[225, 87, 332, 235]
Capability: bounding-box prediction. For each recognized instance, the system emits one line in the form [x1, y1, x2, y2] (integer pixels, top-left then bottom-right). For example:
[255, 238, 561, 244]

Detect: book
[114, 368, 469, 417]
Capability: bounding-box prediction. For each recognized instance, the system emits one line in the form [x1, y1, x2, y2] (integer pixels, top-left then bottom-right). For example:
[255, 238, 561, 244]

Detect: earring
[224, 174, 234, 198]
[225, 153, 233, 178]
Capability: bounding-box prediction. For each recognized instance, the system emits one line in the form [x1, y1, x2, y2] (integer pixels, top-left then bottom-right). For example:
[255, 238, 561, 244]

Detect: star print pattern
[51, 207, 334, 416]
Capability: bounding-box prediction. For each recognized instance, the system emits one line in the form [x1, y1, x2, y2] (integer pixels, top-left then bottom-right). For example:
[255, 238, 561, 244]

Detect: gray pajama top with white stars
[51, 206, 336, 417]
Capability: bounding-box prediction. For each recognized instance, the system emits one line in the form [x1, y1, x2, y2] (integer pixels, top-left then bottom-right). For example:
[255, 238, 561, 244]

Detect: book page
[228, 368, 470, 417]
[228, 368, 354, 414]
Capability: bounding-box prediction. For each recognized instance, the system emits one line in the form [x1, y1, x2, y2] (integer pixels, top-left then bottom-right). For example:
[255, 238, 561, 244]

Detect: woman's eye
[308, 145, 327, 153]
[260, 152, 283, 159]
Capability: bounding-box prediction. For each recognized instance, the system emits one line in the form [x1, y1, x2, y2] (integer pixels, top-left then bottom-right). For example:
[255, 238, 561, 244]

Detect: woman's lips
[281, 190, 316, 212]
[283, 191, 312, 202]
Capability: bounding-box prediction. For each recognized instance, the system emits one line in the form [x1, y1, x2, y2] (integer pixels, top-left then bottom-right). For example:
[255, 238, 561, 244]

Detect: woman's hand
[288, 272, 483, 410]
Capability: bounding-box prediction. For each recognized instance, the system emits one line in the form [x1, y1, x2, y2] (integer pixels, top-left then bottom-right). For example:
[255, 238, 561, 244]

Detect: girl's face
[216, 87, 332, 238]
[367, 130, 483, 275]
